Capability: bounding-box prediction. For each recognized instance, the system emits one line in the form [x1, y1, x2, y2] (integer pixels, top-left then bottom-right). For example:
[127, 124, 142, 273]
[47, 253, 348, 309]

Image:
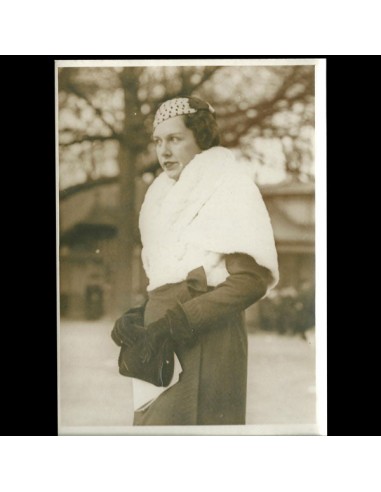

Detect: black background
[1, 55, 374, 436]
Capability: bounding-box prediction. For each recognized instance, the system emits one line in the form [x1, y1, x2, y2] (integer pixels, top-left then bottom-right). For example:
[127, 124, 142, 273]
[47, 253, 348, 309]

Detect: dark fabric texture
[133, 253, 272, 426]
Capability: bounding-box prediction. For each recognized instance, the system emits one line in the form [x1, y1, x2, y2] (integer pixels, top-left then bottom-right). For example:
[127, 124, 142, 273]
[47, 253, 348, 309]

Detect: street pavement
[59, 319, 316, 432]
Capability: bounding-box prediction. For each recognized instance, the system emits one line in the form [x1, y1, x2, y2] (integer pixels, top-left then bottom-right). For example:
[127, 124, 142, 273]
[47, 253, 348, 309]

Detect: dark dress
[133, 253, 273, 426]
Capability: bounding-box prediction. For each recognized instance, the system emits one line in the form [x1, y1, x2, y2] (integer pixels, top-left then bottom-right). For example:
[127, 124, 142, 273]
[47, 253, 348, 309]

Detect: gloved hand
[140, 304, 194, 363]
[111, 305, 146, 347]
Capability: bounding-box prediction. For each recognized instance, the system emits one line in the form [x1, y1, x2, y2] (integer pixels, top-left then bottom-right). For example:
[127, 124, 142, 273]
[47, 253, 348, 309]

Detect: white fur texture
[139, 146, 279, 292]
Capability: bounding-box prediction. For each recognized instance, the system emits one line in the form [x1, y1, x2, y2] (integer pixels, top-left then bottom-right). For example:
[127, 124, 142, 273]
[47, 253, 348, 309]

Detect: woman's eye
[170, 137, 179, 143]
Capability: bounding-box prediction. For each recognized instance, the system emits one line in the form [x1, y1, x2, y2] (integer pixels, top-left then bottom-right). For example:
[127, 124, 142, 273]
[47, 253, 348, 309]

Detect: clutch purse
[115, 267, 207, 387]
[118, 336, 174, 387]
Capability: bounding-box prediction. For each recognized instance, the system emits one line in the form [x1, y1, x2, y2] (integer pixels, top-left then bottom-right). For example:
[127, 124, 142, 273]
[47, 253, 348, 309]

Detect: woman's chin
[164, 165, 182, 181]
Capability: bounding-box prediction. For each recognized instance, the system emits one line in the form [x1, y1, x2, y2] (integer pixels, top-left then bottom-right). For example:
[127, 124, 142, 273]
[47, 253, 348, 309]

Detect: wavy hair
[183, 96, 220, 150]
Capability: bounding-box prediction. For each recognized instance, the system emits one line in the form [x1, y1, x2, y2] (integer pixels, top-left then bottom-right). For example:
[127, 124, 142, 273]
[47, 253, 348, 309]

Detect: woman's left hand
[111, 312, 145, 348]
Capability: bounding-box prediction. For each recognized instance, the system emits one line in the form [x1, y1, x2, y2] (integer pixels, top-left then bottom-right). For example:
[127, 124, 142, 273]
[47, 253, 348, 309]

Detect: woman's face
[153, 115, 201, 181]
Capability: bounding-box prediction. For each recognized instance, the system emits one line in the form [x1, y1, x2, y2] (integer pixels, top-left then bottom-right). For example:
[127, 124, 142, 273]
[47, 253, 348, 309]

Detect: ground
[59, 319, 316, 433]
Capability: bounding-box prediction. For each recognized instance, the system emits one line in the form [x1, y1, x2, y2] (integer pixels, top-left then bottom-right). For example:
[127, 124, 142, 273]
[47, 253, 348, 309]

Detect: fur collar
[139, 146, 279, 291]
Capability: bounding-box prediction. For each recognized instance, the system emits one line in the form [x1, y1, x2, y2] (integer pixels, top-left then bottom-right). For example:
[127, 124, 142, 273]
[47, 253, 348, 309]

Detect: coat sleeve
[180, 253, 273, 333]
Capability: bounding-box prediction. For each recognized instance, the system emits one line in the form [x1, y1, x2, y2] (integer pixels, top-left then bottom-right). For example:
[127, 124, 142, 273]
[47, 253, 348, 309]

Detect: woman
[112, 96, 279, 425]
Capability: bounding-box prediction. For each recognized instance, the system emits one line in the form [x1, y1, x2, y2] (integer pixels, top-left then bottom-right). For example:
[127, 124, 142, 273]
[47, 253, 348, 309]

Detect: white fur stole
[139, 146, 279, 292]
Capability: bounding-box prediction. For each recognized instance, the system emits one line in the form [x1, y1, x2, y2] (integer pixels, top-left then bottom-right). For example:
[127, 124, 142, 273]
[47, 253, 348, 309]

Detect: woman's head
[153, 97, 220, 181]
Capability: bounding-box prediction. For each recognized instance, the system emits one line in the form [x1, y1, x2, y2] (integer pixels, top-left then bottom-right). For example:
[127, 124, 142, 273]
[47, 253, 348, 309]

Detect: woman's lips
[164, 162, 178, 170]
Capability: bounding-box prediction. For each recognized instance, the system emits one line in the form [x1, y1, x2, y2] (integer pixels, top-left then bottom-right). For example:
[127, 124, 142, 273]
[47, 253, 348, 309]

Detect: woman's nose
[160, 141, 171, 157]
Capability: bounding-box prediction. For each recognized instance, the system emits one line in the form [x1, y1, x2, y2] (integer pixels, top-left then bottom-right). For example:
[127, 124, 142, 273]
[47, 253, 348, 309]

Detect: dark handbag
[116, 267, 208, 387]
[118, 335, 175, 387]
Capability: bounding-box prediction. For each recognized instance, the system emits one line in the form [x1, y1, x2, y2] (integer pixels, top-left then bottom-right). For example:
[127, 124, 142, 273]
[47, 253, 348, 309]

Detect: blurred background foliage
[58, 64, 315, 316]
[58, 65, 314, 189]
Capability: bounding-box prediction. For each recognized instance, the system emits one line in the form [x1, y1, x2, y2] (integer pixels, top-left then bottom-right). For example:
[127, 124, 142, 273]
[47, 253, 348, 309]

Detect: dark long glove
[111, 304, 146, 347]
[142, 254, 272, 356]
[119, 254, 273, 362]
[180, 253, 273, 332]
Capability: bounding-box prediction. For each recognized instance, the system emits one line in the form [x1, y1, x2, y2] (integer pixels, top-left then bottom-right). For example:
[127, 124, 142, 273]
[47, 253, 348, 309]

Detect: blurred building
[261, 180, 315, 288]
[59, 177, 314, 321]
[245, 180, 315, 328]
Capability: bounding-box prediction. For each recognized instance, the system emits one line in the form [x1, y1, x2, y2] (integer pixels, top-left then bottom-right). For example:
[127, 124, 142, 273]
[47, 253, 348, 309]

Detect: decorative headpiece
[153, 97, 215, 129]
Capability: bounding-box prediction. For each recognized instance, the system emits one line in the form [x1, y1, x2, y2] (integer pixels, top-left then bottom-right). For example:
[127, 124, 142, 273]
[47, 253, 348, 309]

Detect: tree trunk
[113, 69, 142, 314]
[113, 140, 136, 314]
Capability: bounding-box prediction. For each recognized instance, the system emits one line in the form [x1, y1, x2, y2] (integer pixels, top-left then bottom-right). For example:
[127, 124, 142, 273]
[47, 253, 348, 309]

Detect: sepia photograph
[56, 58, 325, 435]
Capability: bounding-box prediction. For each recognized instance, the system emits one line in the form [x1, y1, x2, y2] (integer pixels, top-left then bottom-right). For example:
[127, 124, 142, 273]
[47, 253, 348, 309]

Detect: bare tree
[58, 63, 314, 311]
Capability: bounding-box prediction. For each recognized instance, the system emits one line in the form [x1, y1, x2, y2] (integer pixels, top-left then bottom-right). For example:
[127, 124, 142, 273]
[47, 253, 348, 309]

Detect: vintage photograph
[57, 59, 324, 435]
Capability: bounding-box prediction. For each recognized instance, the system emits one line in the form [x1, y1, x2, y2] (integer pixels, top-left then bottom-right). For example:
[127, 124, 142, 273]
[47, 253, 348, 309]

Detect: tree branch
[156, 66, 222, 105]
[59, 134, 119, 147]
[218, 69, 314, 147]
[67, 81, 119, 135]
[188, 66, 221, 93]
[217, 67, 313, 120]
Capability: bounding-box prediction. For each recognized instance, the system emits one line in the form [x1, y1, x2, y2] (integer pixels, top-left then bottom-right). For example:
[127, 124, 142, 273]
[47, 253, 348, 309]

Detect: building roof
[260, 179, 315, 197]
